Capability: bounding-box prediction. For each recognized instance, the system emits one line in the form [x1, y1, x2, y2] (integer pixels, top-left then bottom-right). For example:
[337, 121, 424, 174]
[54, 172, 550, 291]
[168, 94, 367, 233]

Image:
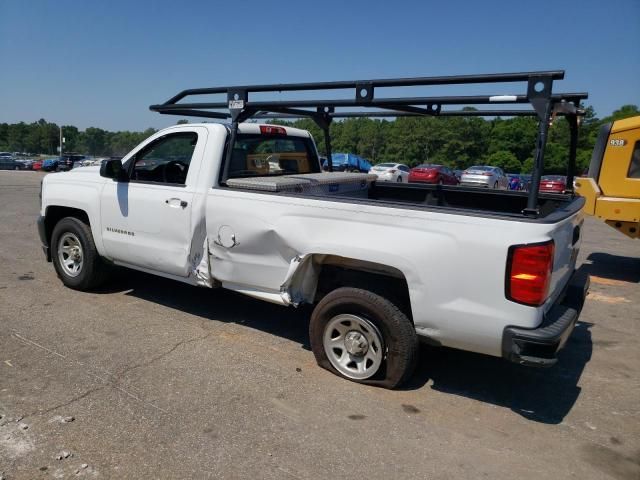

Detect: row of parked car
[367, 162, 568, 192]
[2, 150, 570, 194]
[0, 153, 106, 172]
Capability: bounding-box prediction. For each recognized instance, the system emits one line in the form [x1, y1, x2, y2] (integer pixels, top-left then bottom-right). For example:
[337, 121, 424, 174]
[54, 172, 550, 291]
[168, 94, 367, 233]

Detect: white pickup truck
[37, 72, 590, 388]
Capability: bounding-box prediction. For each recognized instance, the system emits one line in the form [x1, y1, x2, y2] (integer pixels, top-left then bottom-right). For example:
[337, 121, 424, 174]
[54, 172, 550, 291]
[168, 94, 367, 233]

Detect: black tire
[51, 217, 110, 290]
[309, 287, 418, 389]
[397, 176, 402, 183]
[493, 181, 498, 189]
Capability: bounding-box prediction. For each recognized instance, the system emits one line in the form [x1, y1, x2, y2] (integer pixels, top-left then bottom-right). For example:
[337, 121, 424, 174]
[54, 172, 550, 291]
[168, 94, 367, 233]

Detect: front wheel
[493, 181, 499, 189]
[51, 217, 110, 290]
[397, 176, 402, 183]
[309, 287, 418, 389]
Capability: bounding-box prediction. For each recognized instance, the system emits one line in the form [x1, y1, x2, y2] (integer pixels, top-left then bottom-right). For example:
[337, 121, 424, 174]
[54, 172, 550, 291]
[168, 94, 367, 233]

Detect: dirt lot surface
[1, 171, 639, 479]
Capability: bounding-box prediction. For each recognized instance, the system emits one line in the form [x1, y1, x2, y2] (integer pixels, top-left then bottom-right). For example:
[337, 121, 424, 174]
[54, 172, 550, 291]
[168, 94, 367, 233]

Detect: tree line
[0, 120, 158, 158]
[1, 105, 637, 173]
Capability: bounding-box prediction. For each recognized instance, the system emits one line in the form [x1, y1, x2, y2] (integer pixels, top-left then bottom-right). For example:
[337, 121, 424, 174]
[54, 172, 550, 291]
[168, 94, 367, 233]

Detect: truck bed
[227, 172, 585, 221]
[365, 182, 585, 221]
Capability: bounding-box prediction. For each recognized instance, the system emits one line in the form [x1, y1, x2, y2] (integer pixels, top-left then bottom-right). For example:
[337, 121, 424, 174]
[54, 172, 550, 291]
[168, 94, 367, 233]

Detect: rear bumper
[460, 179, 491, 187]
[375, 173, 396, 181]
[502, 271, 589, 367]
[409, 177, 438, 184]
[37, 215, 51, 261]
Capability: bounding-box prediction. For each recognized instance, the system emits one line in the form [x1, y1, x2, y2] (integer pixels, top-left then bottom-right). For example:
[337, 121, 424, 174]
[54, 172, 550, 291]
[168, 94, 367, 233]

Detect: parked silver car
[460, 165, 508, 189]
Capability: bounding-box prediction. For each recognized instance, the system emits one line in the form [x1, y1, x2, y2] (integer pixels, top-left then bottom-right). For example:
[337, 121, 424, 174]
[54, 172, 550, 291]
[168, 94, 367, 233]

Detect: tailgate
[545, 210, 584, 310]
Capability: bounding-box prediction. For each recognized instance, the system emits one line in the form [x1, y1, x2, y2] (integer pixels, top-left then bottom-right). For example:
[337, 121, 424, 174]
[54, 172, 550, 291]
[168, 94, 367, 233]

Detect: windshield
[416, 164, 441, 169]
[542, 175, 566, 181]
[468, 166, 492, 171]
[374, 163, 396, 168]
[227, 134, 321, 179]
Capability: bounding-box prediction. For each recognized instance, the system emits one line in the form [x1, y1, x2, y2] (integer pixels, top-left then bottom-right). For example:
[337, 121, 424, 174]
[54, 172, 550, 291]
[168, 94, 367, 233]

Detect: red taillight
[506, 241, 554, 306]
[260, 125, 286, 135]
[482, 172, 493, 176]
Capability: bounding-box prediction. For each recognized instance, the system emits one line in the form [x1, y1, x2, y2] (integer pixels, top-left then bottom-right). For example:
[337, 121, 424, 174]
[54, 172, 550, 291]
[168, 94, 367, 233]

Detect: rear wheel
[51, 217, 110, 290]
[397, 176, 402, 183]
[493, 181, 499, 189]
[310, 287, 418, 389]
[14, 165, 20, 170]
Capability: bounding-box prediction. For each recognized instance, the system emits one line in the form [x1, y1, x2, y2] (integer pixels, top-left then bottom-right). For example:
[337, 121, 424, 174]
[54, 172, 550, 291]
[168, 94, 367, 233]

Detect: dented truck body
[37, 72, 590, 387]
[39, 122, 586, 361]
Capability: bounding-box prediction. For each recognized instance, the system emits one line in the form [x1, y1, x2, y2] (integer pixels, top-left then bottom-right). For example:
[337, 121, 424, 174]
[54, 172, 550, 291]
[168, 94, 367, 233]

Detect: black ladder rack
[150, 71, 588, 217]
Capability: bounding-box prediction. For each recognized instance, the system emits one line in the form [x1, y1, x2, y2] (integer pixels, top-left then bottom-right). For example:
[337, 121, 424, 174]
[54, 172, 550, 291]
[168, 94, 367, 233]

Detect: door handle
[165, 198, 188, 208]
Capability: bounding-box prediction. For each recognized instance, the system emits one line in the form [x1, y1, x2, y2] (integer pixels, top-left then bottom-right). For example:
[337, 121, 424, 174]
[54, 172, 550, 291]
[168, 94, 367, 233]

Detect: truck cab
[576, 115, 640, 238]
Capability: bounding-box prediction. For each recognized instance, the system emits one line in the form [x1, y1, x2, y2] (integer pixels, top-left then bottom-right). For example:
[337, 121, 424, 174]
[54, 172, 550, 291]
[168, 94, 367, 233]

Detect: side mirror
[100, 159, 128, 181]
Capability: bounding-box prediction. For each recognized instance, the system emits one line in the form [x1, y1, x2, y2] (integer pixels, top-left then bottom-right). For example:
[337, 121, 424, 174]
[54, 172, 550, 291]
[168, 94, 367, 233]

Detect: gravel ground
[0, 171, 638, 479]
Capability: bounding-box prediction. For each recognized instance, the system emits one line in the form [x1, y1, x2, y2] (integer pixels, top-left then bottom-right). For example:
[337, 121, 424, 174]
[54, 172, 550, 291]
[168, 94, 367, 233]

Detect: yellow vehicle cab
[576, 115, 640, 238]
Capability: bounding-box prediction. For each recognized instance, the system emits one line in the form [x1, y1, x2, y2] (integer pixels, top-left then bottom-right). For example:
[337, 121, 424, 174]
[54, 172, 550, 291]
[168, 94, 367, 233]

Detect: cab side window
[628, 141, 640, 179]
[130, 132, 197, 185]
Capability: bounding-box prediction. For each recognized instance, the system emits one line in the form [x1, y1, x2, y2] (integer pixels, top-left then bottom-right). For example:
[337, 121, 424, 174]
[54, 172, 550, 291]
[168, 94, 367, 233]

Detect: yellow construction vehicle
[576, 115, 640, 238]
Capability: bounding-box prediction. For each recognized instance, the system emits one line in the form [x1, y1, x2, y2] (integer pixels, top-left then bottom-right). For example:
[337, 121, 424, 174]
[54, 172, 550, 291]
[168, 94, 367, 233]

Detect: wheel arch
[284, 254, 413, 321]
[44, 206, 91, 260]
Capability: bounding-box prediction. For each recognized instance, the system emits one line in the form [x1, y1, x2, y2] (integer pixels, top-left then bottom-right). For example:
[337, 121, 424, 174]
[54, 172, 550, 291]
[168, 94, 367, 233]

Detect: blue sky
[1, 0, 638, 131]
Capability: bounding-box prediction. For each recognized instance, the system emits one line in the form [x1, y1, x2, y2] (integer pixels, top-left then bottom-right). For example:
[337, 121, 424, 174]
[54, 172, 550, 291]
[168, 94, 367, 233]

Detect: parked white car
[460, 165, 509, 189]
[368, 163, 410, 182]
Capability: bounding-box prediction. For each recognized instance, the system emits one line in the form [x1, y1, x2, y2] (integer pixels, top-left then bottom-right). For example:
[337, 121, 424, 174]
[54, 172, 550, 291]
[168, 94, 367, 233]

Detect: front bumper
[37, 215, 51, 261]
[502, 271, 589, 367]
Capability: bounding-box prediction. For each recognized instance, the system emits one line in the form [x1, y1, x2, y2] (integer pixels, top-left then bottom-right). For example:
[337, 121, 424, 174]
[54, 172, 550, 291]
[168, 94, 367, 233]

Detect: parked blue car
[41, 157, 61, 172]
[507, 174, 523, 191]
[322, 153, 372, 173]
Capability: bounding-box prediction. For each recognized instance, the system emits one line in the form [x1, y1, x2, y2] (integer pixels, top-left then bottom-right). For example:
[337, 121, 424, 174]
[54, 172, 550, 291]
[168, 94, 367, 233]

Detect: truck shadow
[406, 321, 593, 424]
[101, 269, 313, 349]
[100, 269, 592, 425]
[580, 252, 640, 283]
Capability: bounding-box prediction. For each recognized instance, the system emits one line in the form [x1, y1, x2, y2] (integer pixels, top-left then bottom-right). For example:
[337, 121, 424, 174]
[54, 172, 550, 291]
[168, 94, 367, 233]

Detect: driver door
[100, 128, 206, 277]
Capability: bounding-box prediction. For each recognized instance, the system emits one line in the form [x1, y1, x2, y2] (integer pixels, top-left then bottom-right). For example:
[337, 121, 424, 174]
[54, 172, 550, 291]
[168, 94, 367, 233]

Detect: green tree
[7, 122, 28, 152]
[487, 117, 537, 162]
[0, 123, 9, 150]
[602, 104, 639, 122]
[79, 127, 108, 155]
[61, 125, 80, 153]
[521, 158, 534, 174]
[485, 150, 521, 172]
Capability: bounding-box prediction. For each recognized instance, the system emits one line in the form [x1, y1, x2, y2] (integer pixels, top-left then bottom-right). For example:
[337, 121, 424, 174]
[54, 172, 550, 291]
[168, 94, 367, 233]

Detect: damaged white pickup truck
[38, 72, 589, 388]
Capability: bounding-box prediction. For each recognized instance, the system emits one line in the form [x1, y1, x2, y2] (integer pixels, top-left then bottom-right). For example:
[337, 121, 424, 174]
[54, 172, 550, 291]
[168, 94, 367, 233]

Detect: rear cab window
[224, 130, 321, 182]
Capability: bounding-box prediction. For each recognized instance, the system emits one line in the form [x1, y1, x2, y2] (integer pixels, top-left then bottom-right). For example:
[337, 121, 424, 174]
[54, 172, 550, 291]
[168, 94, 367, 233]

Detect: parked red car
[408, 164, 459, 185]
[32, 160, 43, 171]
[539, 175, 567, 193]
